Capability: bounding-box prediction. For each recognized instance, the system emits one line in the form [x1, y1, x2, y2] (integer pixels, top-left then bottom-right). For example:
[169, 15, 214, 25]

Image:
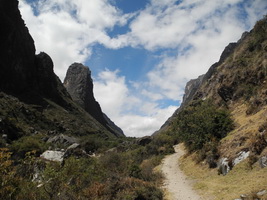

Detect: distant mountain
[0, 0, 123, 143]
[64, 63, 124, 137]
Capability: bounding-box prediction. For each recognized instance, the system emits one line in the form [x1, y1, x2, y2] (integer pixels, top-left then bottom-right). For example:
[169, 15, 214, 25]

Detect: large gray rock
[218, 158, 231, 175]
[233, 151, 250, 166]
[40, 150, 64, 162]
[63, 143, 88, 158]
[259, 156, 267, 168]
[64, 63, 124, 137]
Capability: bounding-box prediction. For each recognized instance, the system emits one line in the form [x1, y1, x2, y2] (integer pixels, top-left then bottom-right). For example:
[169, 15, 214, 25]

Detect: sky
[19, 0, 267, 137]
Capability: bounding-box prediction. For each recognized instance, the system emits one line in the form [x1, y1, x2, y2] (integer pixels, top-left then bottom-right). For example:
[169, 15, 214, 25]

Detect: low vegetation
[179, 148, 267, 200]
[0, 129, 179, 200]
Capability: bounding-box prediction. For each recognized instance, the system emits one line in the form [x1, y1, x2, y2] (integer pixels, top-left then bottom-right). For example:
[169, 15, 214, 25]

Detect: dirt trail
[161, 144, 202, 200]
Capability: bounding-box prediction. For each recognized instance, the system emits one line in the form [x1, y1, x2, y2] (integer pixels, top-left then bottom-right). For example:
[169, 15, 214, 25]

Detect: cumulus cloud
[19, 0, 130, 79]
[121, 0, 267, 101]
[93, 69, 177, 137]
[19, 0, 267, 137]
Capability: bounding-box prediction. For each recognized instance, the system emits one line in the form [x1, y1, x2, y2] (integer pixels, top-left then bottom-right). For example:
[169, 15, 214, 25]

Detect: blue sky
[19, 0, 267, 137]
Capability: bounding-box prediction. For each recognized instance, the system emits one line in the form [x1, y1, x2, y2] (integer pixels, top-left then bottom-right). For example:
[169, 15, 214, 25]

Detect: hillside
[156, 16, 267, 199]
[1, 0, 266, 199]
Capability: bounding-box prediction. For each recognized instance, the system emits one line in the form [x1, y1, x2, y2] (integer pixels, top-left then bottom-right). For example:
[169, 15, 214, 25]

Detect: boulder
[40, 150, 64, 162]
[259, 156, 267, 168]
[218, 158, 231, 175]
[64, 143, 88, 159]
[233, 151, 250, 166]
[257, 190, 267, 197]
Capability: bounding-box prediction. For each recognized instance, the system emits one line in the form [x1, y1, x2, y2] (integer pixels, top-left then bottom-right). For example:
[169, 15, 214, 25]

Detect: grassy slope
[179, 104, 267, 200]
[180, 152, 267, 200]
[173, 18, 267, 200]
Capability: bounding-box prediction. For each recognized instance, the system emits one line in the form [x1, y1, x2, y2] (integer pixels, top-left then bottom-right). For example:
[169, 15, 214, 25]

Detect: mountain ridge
[154, 29, 256, 136]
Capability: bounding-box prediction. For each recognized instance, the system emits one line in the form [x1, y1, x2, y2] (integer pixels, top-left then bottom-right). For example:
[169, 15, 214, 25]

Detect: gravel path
[161, 144, 202, 200]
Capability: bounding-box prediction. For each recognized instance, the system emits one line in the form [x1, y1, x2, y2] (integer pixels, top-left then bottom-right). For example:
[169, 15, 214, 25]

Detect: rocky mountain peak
[63, 63, 93, 110]
[64, 63, 124, 137]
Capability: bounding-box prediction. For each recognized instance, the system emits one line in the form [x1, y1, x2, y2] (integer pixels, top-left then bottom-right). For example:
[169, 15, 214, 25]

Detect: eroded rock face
[64, 63, 124, 137]
[0, 0, 120, 143]
[47, 134, 78, 146]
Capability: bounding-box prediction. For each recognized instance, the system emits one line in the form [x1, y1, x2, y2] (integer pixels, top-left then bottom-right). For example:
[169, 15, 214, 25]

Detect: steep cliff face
[0, 0, 121, 141]
[0, 0, 36, 94]
[0, 0, 69, 106]
[63, 63, 124, 137]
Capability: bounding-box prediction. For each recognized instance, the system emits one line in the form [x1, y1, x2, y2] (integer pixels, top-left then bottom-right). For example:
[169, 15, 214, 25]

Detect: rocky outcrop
[47, 134, 78, 146]
[233, 151, 250, 166]
[64, 63, 124, 137]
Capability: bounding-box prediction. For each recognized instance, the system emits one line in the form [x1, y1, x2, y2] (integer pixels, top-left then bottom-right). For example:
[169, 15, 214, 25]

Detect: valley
[0, 0, 267, 199]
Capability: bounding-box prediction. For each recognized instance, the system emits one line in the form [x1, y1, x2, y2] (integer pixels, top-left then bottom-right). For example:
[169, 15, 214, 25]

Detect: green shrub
[129, 164, 142, 179]
[174, 100, 233, 152]
[10, 135, 48, 157]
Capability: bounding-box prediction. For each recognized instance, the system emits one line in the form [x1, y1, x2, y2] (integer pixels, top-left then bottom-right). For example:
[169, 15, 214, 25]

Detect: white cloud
[19, 0, 129, 79]
[123, 0, 266, 101]
[116, 105, 177, 137]
[18, 0, 267, 137]
[93, 69, 138, 118]
[93, 69, 177, 137]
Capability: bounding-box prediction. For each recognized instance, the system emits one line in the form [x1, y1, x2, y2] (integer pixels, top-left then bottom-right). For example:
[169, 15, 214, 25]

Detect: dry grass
[178, 103, 267, 200]
[180, 151, 267, 200]
[219, 103, 267, 158]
